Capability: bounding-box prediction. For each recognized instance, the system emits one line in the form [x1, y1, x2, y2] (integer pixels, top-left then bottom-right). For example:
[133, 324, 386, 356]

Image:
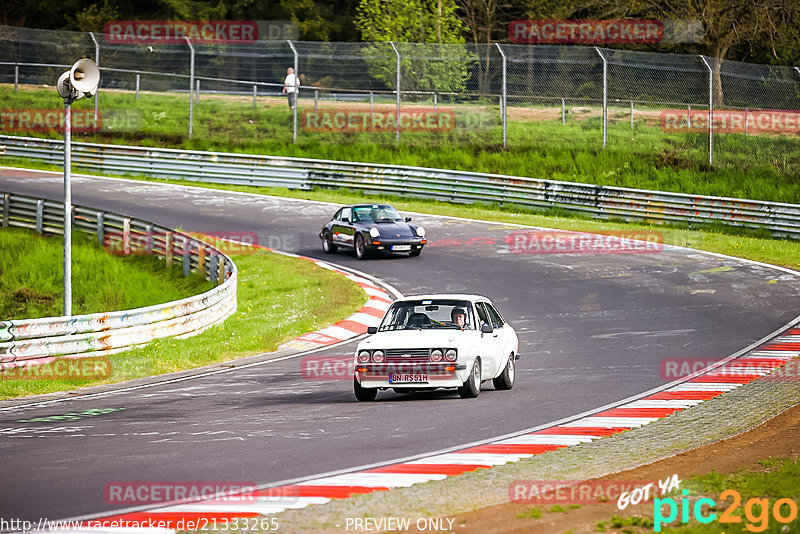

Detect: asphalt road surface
[2, 168, 799, 522]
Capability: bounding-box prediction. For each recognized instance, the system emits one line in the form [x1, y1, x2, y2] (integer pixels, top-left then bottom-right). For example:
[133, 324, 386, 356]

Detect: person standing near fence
[281, 67, 298, 110]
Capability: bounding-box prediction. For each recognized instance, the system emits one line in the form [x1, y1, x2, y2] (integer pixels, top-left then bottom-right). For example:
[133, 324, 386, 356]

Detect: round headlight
[430, 349, 443, 362]
[369, 227, 380, 238]
[416, 226, 426, 237]
[371, 350, 385, 363]
[445, 349, 457, 362]
[357, 350, 371, 363]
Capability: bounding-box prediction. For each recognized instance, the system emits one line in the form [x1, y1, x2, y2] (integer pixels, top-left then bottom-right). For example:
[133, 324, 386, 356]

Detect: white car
[353, 294, 519, 401]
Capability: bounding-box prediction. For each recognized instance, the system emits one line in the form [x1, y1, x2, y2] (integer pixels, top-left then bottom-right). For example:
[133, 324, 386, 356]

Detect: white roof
[393, 294, 490, 303]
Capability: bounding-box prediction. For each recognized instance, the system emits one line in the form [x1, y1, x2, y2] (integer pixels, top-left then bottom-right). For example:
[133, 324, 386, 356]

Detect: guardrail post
[699, 55, 714, 164]
[495, 43, 507, 148]
[122, 218, 131, 255]
[185, 37, 195, 138]
[135, 73, 140, 100]
[165, 231, 173, 267]
[96, 212, 104, 246]
[287, 39, 299, 144]
[145, 225, 153, 255]
[183, 238, 191, 276]
[217, 256, 225, 285]
[90, 32, 100, 123]
[253, 85, 257, 108]
[595, 47, 608, 148]
[2, 194, 9, 227]
[14, 64, 19, 92]
[35, 200, 43, 233]
[198, 245, 206, 280]
[390, 41, 401, 145]
[210, 252, 219, 283]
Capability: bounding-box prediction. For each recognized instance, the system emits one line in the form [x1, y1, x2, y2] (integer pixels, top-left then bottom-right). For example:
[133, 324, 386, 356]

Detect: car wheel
[354, 234, 368, 260]
[458, 358, 481, 399]
[492, 353, 515, 390]
[354, 378, 377, 402]
[409, 249, 421, 257]
[322, 231, 337, 254]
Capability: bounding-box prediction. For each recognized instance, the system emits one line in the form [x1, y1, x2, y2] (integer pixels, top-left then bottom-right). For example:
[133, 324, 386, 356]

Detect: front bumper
[365, 237, 426, 253]
[355, 362, 467, 388]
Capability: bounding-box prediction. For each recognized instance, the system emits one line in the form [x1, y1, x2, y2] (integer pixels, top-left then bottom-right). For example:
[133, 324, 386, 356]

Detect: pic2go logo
[654, 489, 799, 532]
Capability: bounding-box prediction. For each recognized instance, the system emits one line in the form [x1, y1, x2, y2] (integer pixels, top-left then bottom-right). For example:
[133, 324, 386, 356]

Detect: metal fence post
[495, 43, 507, 148]
[433, 91, 437, 112]
[630, 101, 634, 128]
[96, 211, 104, 246]
[314, 89, 319, 113]
[90, 32, 99, 123]
[135, 73, 140, 99]
[745, 108, 749, 136]
[14, 64, 18, 92]
[287, 39, 299, 143]
[185, 37, 195, 138]
[595, 47, 608, 148]
[370, 91, 374, 124]
[35, 200, 43, 233]
[253, 85, 257, 108]
[195, 79, 200, 104]
[699, 55, 714, 164]
[390, 41, 401, 144]
[562, 98, 565, 125]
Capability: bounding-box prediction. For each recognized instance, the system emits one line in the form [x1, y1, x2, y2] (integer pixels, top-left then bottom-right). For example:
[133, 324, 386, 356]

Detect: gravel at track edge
[262, 375, 800, 533]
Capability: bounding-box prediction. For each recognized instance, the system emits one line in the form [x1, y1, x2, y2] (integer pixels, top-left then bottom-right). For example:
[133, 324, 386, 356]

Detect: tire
[493, 354, 515, 390]
[322, 231, 337, 254]
[409, 249, 421, 257]
[354, 234, 368, 260]
[354, 378, 377, 402]
[458, 358, 481, 399]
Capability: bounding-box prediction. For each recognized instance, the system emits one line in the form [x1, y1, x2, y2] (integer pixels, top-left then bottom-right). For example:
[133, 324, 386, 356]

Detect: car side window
[474, 303, 491, 329]
[333, 209, 342, 221]
[484, 303, 504, 329]
[341, 207, 352, 222]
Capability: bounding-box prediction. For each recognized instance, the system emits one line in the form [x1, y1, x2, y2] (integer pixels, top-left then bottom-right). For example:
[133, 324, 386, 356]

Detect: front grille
[385, 348, 430, 363]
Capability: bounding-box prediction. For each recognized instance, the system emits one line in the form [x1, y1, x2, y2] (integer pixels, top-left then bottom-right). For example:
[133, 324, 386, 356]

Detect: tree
[355, 0, 475, 94]
[456, 0, 514, 94]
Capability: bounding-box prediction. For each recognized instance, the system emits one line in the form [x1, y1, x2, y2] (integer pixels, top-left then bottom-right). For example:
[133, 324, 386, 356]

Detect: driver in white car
[451, 307, 468, 330]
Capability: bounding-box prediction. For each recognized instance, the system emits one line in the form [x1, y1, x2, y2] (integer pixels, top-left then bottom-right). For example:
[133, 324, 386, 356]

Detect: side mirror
[481, 323, 493, 334]
[405, 217, 412, 222]
[367, 326, 377, 334]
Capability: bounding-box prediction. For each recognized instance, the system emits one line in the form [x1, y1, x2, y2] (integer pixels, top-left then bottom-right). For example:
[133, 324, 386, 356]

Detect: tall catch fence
[1, 25, 799, 168]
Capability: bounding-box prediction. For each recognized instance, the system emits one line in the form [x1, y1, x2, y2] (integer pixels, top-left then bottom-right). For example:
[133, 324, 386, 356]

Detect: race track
[2, 168, 799, 522]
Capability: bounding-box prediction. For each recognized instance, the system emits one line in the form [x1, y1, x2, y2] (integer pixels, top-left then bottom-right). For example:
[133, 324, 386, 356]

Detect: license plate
[390, 374, 428, 383]
[392, 245, 412, 251]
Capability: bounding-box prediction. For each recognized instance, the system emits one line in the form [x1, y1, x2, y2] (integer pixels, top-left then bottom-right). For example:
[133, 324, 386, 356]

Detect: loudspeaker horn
[69, 58, 100, 94]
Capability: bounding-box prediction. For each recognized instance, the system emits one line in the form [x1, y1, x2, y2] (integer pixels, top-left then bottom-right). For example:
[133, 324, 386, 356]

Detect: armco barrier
[0, 191, 237, 370]
[1, 135, 799, 238]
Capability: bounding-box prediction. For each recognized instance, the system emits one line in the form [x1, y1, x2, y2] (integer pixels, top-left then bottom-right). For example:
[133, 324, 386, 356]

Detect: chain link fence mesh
[1, 24, 799, 169]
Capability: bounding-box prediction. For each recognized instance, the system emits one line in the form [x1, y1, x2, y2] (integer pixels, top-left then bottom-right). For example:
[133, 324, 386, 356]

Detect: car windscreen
[352, 205, 402, 223]
[378, 300, 475, 331]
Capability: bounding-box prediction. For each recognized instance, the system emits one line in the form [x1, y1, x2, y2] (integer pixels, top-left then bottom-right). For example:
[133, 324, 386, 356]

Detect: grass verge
[0, 247, 366, 400]
[1, 85, 799, 202]
[0, 227, 213, 319]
